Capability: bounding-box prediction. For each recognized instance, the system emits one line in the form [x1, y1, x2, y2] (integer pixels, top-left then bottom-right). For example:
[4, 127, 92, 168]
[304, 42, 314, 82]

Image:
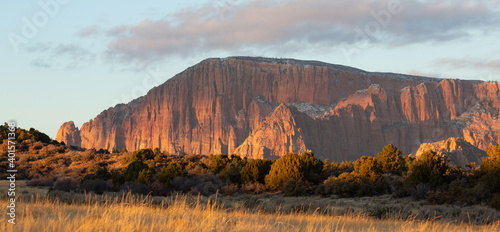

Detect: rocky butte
[56, 57, 500, 162]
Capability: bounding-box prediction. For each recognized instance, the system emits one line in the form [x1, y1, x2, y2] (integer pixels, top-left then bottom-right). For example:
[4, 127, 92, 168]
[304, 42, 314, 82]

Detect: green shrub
[154, 153, 164, 163]
[404, 150, 449, 188]
[53, 178, 78, 192]
[218, 162, 242, 184]
[137, 169, 155, 184]
[460, 183, 491, 205]
[80, 179, 110, 194]
[155, 163, 185, 184]
[130, 149, 155, 162]
[241, 159, 272, 184]
[265, 153, 303, 191]
[377, 144, 405, 175]
[209, 154, 230, 174]
[218, 155, 247, 184]
[317, 173, 360, 197]
[124, 161, 152, 182]
[299, 152, 323, 184]
[282, 179, 310, 197]
[479, 146, 500, 193]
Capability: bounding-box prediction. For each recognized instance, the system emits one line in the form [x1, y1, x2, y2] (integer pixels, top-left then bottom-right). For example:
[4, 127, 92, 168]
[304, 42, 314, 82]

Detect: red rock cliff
[56, 57, 500, 161]
[55, 121, 81, 147]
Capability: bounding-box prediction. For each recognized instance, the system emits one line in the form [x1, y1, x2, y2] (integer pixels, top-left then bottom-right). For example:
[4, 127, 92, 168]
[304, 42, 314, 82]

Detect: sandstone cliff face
[55, 121, 81, 147]
[233, 103, 309, 159]
[414, 137, 487, 167]
[56, 57, 500, 162]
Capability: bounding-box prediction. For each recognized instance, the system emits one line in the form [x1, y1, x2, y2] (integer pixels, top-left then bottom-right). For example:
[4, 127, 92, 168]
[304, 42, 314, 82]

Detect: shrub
[190, 175, 222, 196]
[241, 159, 272, 184]
[265, 153, 303, 191]
[411, 183, 430, 201]
[218, 157, 246, 184]
[489, 193, 500, 211]
[299, 152, 323, 184]
[426, 189, 454, 205]
[80, 179, 110, 194]
[120, 182, 150, 195]
[240, 183, 266, 194]
[209, 154, 230, 174]
[111, 170, 126, 191]
[27, 178, 54, 187]
[187, 163, 210, 177]
[148, 181, 170, 196]
[155, 163, 185, 184]
[354, 156, 381, 183]
[137, 169, 155, 184]
[32, 141, 44, 150]
[404, 150, 449, 188]
[82, 150, 96, 161]
[53, 178, 79, 192]
[170, 176, 196, 193]
[221, 184, 239, 196]
[154, 153, 164, 163]
[282, 179, 310, 197]
[190, 181, 219, 196]
[124, 161, 151, 182]
[130, 149, 155, 162]
[317, 172, 363, 197]
[377, 144, 405, 175]
[479, 146, 500, 193]
[82, 166, 111, 182]
[460, 183, 491, 205]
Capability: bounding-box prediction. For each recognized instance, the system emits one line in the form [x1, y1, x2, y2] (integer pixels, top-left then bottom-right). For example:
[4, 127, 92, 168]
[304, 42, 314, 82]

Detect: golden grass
[1, 193, 499, 232]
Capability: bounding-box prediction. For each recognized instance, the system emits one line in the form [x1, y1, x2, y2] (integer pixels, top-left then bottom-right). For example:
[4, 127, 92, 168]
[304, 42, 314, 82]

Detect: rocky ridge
[56, 57, 500, 162]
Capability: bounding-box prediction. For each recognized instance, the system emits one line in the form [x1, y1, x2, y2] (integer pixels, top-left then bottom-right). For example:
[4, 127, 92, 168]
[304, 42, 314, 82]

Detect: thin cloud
[27, 43, 95, 70]
[30, 58, 52, 69]
[438, 58, 500, 72]
[103, 0, 499, 64]
[77, 26, 101, 37]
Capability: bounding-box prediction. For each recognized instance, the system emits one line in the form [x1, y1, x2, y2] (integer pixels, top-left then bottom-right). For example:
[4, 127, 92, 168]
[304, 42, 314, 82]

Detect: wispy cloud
[438, 57, 500, 72]
[26, 43, 95, 70]
[30, 58, 52, 69]
[102, 0, 499, 64]
[77, 26, 101, 37]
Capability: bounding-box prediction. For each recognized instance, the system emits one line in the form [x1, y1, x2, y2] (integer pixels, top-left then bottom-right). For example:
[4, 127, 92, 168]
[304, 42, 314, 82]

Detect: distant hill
[1, 123, 52, 144]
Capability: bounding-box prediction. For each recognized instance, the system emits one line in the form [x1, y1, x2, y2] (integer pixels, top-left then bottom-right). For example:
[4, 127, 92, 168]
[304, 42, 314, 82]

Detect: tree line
[3, 123, 500, 210]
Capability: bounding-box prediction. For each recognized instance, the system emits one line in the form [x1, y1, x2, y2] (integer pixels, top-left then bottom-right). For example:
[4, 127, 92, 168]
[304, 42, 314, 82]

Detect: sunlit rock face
[55, 121, 81, 147]
[414, 137, 487, 167]
[57, 57, 500, 162]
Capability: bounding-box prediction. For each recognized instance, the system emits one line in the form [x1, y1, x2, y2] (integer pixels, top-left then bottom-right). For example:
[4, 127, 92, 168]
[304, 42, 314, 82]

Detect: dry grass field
[0, 180, 49, 197]
[1, 191, 499, 232]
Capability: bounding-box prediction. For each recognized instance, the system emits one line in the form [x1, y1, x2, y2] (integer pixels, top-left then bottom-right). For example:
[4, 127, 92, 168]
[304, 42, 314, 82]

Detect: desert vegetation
[2, 123, 500, 230]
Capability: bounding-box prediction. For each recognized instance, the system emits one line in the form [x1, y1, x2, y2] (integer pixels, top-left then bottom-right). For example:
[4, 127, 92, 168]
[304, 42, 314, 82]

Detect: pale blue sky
[1, 0, 499, 138]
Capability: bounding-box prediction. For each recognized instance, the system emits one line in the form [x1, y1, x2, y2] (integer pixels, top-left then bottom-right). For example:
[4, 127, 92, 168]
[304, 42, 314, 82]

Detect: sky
[1, 0, 499, 139]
